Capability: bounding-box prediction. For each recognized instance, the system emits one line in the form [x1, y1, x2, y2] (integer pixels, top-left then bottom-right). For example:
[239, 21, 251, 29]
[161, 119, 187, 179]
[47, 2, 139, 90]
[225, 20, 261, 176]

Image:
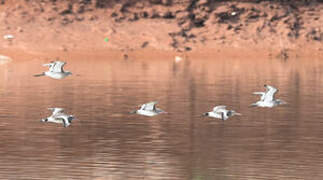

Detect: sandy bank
[0, 0, 322, 59]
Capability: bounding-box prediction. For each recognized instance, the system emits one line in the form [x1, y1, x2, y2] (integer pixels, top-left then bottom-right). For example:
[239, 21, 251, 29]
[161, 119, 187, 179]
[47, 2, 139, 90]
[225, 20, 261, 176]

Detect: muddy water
[1, 56, 323, 180]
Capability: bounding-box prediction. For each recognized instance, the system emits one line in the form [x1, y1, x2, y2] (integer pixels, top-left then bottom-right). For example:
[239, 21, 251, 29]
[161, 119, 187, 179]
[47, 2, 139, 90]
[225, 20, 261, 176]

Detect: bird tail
[235, 112, 242, 116]
[279, 100, 287, 105]
[34, 73, 45, 77]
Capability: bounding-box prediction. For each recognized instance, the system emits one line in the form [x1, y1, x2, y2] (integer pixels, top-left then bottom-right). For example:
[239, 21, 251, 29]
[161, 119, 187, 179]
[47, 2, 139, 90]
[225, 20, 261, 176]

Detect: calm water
[1, 56, 323, 180]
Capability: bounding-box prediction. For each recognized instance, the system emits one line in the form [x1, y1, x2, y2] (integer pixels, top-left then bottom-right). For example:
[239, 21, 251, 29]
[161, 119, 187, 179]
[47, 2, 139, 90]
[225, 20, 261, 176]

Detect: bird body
[131, 101, 166, 116]
[203, 105, 241, 120]
[251, 99, 285, 107]
[44, 71, 71, 79]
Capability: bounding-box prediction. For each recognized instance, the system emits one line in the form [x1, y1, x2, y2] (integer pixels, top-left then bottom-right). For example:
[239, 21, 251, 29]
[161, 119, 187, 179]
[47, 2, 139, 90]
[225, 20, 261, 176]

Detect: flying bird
[41, 108, 75, 127]
[251, 84, 286, 108]
[203, 105, 241, 120]
[130, 101, 166, 116]
[34, 60, 72, 79]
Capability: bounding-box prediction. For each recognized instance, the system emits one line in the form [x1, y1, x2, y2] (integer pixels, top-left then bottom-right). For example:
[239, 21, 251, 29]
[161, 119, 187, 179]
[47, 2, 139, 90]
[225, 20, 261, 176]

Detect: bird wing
[264, 85, 278, 102]
[52, 61, 66, 73]
[48, 108, 64, 116]
[143, 101, 158, 111]
[213, 105, 227, 113]
[139, 104, 146, 110]
[43, 61, 56, 72]
[55, 115, 70, 127]
[253, 92, 266, 101]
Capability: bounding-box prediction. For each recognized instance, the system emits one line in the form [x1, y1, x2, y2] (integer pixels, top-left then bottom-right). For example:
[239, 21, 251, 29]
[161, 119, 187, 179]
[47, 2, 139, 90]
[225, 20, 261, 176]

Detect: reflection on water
[1, 56, 323, 179]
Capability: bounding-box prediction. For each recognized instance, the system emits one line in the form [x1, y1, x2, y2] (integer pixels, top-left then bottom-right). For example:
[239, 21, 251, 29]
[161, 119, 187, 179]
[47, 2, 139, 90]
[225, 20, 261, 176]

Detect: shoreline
[1, 45, 322, 63]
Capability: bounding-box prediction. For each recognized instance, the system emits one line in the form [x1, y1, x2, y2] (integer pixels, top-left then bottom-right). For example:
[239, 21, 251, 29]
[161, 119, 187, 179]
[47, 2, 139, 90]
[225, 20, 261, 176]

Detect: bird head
[202, 112, 209, 116]
[129, 110, 137, 114]
[41, 118, 48, 122]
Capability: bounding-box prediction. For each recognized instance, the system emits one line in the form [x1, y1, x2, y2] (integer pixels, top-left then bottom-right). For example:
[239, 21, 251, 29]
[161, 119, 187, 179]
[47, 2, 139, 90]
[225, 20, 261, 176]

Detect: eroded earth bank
[0, 0, 323, 59]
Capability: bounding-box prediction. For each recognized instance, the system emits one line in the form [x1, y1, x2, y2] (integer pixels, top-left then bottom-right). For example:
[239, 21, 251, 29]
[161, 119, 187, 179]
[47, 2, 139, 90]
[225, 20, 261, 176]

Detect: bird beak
[235, 112, 242, 116]
[129, 110, 136, 114]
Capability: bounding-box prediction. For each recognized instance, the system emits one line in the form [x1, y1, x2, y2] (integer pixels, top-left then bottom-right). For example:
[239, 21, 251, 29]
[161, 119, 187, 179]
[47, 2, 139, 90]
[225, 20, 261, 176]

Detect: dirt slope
[0, 0, 322, 59]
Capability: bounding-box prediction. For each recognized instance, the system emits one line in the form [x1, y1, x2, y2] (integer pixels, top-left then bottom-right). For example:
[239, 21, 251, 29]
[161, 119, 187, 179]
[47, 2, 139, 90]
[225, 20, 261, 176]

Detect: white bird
[203, 105, 241, 120]
[175, 56, 183, 63]
[3, 34, 14, 40]
[41, 108, 75, 127]
[251, 84, 286, 108]
[130, 101, 166, 116]
[34, 60, 72, 79]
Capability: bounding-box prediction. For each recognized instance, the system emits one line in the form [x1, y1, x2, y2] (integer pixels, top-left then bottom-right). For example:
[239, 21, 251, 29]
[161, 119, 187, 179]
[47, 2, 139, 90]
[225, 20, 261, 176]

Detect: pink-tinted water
[0, 56, 323, 180]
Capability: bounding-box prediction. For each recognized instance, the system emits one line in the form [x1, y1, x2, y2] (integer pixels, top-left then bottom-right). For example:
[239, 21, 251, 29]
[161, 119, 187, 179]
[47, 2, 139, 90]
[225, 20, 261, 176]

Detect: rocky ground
[0, 0, 322, 59]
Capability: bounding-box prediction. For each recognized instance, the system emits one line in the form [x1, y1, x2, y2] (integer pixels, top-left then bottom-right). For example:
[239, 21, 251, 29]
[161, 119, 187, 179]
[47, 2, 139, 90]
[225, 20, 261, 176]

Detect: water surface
[1, 57, 323, 180]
